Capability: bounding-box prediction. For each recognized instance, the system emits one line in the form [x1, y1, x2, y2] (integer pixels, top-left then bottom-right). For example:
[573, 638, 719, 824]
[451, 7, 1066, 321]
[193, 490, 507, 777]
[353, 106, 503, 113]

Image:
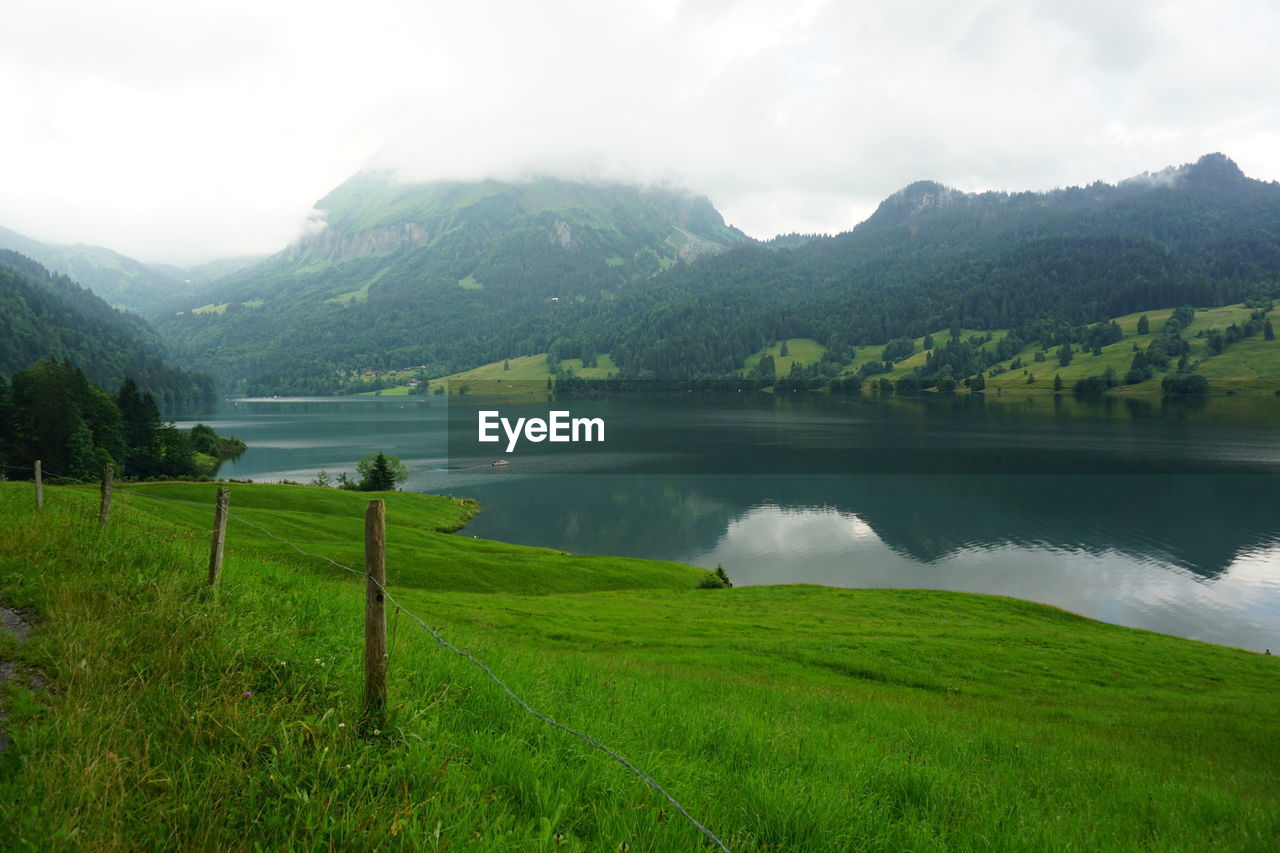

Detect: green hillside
[742, 338, 825, 375]
[1, 482, 1277, 850]
[350, 353, 620, 395]
[0, 225, 188, 314]
[969, 303, 1280, 394]
[155, 175, 751, 395]
[0, 251, 214, 410]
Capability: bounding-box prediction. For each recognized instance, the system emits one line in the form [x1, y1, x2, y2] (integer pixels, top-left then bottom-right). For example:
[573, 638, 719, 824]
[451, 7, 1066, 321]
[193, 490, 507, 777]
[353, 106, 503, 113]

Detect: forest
[0, 251, 215, 410]
[0, 360, 235, 481]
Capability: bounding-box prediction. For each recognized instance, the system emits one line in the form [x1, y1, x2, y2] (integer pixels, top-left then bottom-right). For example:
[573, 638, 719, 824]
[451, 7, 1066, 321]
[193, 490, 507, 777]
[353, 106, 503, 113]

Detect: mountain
[154, 175, 752, 393]
[588, 153, 1280, 377]
[157, 154, 1280, 392]
[0, 225, 197, 314]
[0, 250, 214, 410]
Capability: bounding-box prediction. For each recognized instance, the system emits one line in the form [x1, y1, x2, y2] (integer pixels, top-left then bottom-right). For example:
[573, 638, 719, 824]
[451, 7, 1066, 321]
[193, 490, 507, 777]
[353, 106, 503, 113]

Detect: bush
[1161, 373, 1210, 395]
[697, 564, 734, 589]
[716, 564, 733, 587]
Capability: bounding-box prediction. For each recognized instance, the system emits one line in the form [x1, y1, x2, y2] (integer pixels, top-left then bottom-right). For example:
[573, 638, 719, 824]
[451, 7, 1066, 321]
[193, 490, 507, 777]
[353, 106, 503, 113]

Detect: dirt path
[0, 599, 37, 754]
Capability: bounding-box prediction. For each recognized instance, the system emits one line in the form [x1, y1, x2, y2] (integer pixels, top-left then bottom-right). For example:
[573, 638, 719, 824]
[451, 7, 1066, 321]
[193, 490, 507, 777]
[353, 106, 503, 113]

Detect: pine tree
[715, 563, 733, 587]
[66, 419, 97, 480]
[365, 453, 394, 491]
[117, 378, 161, 477]
[1266, 319, 1275, 341]
[779, 340, 789, 357]
[1057, 344, 1073, 367]
[1054, 374, 1064, 393]
[1137, 315, 1150, 335]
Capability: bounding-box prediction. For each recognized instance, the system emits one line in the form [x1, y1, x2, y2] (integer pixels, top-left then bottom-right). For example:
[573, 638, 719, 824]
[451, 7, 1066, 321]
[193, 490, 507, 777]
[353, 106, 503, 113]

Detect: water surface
[179, 394, 1280, 652]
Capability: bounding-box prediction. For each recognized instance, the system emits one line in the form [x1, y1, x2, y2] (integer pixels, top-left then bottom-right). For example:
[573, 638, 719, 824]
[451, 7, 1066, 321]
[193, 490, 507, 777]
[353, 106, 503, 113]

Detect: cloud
[0, 0, 1277, 264]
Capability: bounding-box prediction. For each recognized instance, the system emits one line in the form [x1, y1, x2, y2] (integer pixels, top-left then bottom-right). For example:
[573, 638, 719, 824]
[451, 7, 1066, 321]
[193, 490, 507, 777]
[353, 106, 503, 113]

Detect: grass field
[1, 481, 1277, 851]
[426, 354, 620, 392]
[830, 304, 1280, 395]
[742, 338, 826, 376]
[354, 353, 620, 396]
[974, 304, 1280, 394]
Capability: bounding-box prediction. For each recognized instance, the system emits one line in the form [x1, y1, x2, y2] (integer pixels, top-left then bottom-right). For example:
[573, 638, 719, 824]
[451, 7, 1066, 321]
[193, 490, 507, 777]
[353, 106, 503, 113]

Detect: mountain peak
[1184, 152, 1245, 186]
[865, 180, 967, 226]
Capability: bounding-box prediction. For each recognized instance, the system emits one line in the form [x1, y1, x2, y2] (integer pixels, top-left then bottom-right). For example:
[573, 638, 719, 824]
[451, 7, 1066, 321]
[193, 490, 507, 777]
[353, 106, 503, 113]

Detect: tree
[1137, 315, 1150, 335]
[155, 424, 197, 477]
[189, 423, 221, 457]
[779, 340, 789, 357]
[66, 419, 97, 480]
[1161, 373, 1210, 395]
[1073, 375, 1109, 397]
[1266, 319, 1275, 341]
[9, 359, 123, 477]
[1053, 374, 1064, 393]
[117, 378, 162, 477]
[882, 338, 915, 363]
[503, 359, 510, 371]
[1057, 344, 1073, 367]
[0, 374, 13, 466]
[923, 333, 935, 350]
[356, 452, 409, 491]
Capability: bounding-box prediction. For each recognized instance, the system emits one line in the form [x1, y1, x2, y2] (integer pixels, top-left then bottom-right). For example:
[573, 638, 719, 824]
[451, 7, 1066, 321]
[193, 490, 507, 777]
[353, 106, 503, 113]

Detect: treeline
[0, 359, 238, 481]
[0, 251, 215, 410]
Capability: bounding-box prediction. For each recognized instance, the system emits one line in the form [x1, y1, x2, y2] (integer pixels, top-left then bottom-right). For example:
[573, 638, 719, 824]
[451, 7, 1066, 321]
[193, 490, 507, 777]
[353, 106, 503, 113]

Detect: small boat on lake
[491, 459, 509, 466]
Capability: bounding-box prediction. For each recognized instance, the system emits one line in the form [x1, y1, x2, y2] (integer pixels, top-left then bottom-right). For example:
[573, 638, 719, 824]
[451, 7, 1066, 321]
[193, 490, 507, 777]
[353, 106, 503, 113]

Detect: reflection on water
[176, 394, 1280, 651]
[692, 503, 1280, 650]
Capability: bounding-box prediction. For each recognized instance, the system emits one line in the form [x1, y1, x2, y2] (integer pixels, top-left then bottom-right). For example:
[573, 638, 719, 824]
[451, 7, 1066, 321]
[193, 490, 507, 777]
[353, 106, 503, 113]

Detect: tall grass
[1, 482, 1277, 851]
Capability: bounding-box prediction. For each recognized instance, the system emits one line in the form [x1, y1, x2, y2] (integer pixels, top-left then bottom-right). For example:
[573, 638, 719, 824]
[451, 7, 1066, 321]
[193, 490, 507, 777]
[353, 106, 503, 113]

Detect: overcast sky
[2, 0, 1278, 265]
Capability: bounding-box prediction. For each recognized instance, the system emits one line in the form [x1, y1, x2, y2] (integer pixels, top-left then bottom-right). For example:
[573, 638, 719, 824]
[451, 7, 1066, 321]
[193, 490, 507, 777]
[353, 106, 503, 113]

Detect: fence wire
[13, 471, 732, 852]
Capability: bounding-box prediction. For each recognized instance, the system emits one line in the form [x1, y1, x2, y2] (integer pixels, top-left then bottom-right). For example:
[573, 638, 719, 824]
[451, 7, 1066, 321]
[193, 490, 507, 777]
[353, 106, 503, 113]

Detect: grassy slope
[974, 305, 1280, 394]
[826, 306, 1280, 394]
[355, 354, 622, 396]
[1, 482, 1276, 851]
[742, 338, 825, 376]
[353, 304, 1278, 399]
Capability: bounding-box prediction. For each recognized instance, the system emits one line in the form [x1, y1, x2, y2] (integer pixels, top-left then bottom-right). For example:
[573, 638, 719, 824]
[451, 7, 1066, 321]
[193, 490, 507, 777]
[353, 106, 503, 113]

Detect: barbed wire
[15, 472, 731, 851]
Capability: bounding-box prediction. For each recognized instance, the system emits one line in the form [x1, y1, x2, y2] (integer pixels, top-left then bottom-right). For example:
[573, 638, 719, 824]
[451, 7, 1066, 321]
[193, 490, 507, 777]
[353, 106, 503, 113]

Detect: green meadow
[1, 481, 1277, 850]
[356, 354, 623, 395]
[742, 338, 826, 375]
[828, 304, 1280, 395]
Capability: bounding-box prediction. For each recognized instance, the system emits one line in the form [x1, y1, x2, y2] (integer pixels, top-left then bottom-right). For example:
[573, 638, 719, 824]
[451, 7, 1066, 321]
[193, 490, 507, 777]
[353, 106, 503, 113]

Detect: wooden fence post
[206, 486, 230, 589]
[98, 464, 113, 526]
[364, 499, 388, 716]
[34, 460, 43, 510]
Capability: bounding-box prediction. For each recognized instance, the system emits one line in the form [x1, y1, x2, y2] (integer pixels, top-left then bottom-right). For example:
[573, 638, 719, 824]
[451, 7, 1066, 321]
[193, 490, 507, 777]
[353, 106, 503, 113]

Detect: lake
[177, 393, 1280, 653]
